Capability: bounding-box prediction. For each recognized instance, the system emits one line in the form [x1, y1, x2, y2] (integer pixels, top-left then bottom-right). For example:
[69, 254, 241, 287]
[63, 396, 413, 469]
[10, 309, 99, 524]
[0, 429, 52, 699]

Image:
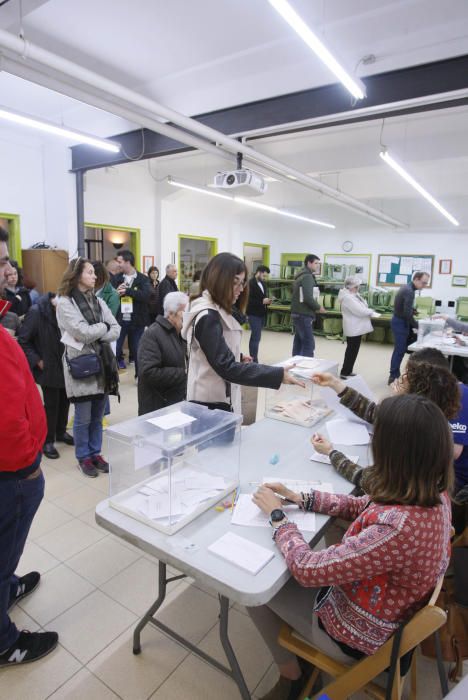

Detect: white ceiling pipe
[0, 29, 404, 227]
[233, 88, 468, 141]
[0, 55, 235, 164]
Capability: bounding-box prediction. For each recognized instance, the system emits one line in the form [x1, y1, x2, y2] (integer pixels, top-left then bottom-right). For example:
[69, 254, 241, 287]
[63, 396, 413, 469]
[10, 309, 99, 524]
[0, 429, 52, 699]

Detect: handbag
[65, 351, 102, 379]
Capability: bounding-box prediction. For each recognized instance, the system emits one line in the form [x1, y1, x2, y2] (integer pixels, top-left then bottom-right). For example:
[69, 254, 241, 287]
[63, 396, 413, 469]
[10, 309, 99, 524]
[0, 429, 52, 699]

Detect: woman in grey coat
[56, 258, 120, 478]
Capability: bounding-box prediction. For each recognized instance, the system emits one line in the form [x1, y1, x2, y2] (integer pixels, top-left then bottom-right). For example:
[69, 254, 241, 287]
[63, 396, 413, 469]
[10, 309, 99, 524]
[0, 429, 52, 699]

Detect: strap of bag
[385, 623, 406, 700]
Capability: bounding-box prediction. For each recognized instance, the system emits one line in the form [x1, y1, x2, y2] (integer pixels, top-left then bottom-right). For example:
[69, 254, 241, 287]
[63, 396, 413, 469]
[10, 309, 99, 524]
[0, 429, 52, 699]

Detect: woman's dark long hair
[364, 393, 453, 507]
[199, 252, 248, 313]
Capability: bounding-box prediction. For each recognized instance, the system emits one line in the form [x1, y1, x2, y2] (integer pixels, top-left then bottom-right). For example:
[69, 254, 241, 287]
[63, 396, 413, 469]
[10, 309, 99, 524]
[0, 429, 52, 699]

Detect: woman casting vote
[182, 252, 302, 415]
[248, 393, 452, 700]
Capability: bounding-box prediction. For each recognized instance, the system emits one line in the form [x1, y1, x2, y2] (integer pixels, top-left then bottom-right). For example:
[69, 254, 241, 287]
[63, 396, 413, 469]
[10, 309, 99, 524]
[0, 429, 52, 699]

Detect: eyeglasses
[233, 278, 246, 289]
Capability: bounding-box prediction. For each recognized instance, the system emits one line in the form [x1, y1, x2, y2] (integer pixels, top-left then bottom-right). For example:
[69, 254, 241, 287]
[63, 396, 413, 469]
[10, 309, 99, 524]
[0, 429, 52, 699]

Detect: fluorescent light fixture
[235, 196, 335, 228]
[268, 0, 365, 100]
[167, 176, 232, 200]
[167, 177, 335, 228]
[0, 106, 121, 152]
[379, 149, 459, 227]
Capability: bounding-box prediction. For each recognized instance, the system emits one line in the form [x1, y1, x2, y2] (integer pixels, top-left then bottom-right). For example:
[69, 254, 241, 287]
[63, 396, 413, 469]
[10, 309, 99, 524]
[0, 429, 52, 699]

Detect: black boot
[259, 672, 305, 700]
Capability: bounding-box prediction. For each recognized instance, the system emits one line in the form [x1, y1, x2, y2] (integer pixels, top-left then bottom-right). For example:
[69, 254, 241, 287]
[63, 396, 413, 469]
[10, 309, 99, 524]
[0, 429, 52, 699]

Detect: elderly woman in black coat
[18, 293, 74, 459]
[137, 291, 188, 415]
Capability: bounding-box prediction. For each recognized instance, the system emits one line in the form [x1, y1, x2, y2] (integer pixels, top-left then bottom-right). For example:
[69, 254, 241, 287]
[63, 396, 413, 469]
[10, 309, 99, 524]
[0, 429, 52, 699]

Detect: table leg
[132, 562, 251, 699]
[133, 561, 184, 654]
[219, 595, 251, 700]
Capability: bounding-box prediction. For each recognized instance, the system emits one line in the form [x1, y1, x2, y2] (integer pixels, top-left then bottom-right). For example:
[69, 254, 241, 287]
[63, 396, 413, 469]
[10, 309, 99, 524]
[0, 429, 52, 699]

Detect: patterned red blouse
[274, 490, 451, 655]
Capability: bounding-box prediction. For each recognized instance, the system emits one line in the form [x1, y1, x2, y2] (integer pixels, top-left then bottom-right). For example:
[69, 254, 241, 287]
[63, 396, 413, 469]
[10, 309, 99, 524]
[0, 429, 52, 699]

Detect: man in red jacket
[0, 227, 58, 667]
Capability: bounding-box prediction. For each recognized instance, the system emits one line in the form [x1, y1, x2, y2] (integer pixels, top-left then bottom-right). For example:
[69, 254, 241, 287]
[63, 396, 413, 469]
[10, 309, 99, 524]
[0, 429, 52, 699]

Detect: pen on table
[247, 481, 322, 505]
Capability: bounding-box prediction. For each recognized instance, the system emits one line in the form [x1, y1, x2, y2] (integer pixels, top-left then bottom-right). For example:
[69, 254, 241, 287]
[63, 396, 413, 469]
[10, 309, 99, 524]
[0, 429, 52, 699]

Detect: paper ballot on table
[208, 532, 275, 575]
[310, 451, 359, 465]
[231, 495, 316, 532]
[325, 419, 370, 445]
[146, 411, 196, 430]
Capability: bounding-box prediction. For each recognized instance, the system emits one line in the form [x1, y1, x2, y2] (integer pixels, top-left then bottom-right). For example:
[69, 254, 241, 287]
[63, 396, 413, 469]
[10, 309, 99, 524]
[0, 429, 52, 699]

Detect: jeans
[292, 313, 315, 357]
[116, 322, 145, 376]
[341, 335, 362, 376]
[390, 316, 412, 379]
[248, 315, 265, 363]
[73, 396, 107, 461]
[0, 455, 44, 651]
[42, 386, 70, 443]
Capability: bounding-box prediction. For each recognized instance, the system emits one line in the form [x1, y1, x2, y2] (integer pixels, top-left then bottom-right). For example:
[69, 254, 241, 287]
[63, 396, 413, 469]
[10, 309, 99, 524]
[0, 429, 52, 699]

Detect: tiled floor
[2, 332, 459, 698]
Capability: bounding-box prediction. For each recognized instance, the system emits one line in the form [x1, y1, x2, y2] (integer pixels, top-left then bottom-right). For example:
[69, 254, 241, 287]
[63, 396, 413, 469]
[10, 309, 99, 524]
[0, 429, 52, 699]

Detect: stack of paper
[208, 532, 275, 575]
[132, 466, 230, 521]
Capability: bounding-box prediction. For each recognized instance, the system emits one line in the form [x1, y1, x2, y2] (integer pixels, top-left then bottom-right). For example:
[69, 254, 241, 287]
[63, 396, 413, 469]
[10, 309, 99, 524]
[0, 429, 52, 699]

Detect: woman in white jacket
[338, 276, 379, 379]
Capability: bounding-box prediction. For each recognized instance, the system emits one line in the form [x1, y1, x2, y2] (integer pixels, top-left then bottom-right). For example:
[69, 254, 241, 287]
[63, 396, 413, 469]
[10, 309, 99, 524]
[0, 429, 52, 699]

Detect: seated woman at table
[248, 393, 452, 700]
[311, 348, 460, 489]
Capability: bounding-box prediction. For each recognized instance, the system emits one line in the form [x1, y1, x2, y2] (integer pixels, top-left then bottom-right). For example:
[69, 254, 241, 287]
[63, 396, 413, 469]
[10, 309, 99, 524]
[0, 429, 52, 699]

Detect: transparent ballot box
[107, 401, 242, 535]
[265, 356, 339, 428]
[416, 318, 446, 343]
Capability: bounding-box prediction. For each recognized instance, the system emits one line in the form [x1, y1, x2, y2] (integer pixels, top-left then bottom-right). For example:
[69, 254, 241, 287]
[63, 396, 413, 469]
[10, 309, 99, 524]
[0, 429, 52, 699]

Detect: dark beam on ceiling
[71, 54, 468, 172]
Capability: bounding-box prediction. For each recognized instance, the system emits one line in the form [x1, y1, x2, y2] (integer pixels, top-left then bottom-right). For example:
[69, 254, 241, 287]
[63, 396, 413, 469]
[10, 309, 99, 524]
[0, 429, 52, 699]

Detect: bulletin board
[376, 254, 434, 288]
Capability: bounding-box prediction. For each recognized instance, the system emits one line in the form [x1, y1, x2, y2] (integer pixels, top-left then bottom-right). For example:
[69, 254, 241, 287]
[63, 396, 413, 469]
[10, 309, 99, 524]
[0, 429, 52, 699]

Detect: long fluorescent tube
[0, 106, 121, 152]
[380, 149, 459, 227]
[235, 196, 335, 228]
[167, 177, 335, 228]
[268, 0, 365, 100]
[167, 177, 232, 201]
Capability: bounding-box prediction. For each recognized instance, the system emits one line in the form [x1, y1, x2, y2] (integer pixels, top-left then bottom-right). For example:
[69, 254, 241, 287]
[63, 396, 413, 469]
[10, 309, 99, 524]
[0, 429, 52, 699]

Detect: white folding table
[96, 415, 371, 699]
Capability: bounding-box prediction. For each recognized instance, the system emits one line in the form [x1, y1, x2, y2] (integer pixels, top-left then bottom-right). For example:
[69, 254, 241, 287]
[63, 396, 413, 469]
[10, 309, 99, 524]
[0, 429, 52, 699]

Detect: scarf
[70, 288, 120, 399]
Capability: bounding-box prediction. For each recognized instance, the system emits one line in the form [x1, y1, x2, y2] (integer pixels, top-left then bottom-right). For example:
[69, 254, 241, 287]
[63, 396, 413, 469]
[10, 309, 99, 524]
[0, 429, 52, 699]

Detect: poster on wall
[142, 255, 154, 274]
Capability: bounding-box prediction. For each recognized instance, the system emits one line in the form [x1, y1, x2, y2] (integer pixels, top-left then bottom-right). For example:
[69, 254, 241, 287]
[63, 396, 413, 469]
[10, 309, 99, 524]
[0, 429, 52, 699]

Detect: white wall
[0, 127, 75, 253]
[84, 163, 159, 269]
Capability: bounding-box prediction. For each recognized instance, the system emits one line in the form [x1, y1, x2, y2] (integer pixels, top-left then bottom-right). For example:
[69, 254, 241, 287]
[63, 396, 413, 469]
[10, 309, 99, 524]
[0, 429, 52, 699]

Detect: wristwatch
[269, 508, 288, 528]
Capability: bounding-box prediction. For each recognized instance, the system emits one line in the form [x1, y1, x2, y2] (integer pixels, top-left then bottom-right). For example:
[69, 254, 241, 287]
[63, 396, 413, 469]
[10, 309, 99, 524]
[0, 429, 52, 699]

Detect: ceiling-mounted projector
[212, 168, 267, 196]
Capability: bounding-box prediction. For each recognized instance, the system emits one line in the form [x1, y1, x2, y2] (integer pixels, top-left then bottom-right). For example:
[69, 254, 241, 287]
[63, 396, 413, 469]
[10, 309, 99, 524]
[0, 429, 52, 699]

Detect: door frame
[243, 242, 270, 271]
[0, 212, 22, 265]
[85, 222, 141, 269]
[177, 234, 218, 276]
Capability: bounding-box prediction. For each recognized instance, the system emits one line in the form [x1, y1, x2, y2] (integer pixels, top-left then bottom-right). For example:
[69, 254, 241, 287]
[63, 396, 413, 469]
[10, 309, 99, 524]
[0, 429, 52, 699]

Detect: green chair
[456, 297, 468, 321]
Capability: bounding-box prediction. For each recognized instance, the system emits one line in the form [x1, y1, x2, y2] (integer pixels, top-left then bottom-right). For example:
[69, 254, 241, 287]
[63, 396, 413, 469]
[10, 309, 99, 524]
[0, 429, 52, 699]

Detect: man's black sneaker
[0, 630, 58, 667]
[43, 443, 60, 459]
[56, 432, 74, 446]
[8, 572, 40, 611]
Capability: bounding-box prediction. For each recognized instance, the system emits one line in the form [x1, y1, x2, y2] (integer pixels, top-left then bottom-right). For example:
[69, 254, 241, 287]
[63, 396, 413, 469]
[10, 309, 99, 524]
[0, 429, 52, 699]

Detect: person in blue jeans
[57, 258, 120, 478]
[290, 255, 325, 357]
[247, 265, 272, 362]
[389, 271, 429, 384]
[0, 225, 58, 667]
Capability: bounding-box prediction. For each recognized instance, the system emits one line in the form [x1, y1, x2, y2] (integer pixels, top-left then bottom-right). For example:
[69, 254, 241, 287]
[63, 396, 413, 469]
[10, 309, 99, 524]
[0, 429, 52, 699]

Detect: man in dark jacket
[389, 270, 430, 384]
[246, 265, 272, 362]
[18, 294, 73, 459]
[113, 249, 151, 375]
[137, 291, 188, 415]
[156, 264, 178, 317]
[290, 254, 324, 357]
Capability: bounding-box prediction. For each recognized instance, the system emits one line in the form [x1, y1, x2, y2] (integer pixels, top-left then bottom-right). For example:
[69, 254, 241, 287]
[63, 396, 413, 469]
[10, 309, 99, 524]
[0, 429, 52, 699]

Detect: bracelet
[301, 491, 316, 512]
[272, 520, 290, 540]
